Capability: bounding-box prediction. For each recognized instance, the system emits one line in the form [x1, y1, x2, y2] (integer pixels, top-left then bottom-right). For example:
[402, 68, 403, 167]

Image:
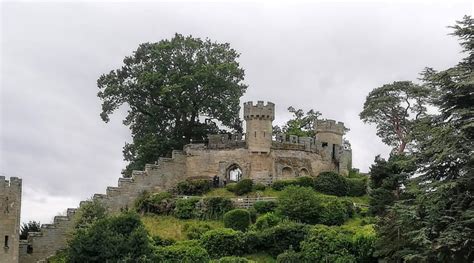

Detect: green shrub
[152, 235, 175, 247]
[276, 249, 303, 263]
[241, 231, 262, 254]
[183, 222, 213, 240]
[234, 179, 254, 196]
[248, 208, 257, 223]
[253, 183, 266, 191]
[196, 196, 234, 220]
[253, 213, 281, 231]
[200, 228, 245, 258]
[319, 198, 350, 226]
[226, 183, 237, 192]
[175, 179, 212, 195]
[259, 222, 310, 256]
[299, 225, 355, 262]
[174, 198, 200, 219]
[346, 177, 367, 197]
[213, 256, 254, 263]
[253, 200, 278, 214]
[314, 172, 349, 196]
[135, 191, 175, 215]
[295, 176, 314, 187]
[272, 180, 297, 191]
[154, 240, 210, 263]
[224, 209, 251, 231]
[74, 198, 108, 229]
[277, 185, 322, 224]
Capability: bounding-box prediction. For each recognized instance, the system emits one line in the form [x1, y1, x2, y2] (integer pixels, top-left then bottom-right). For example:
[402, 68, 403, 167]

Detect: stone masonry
[0, 177, 22, 263]
[2, 101, 352, 262]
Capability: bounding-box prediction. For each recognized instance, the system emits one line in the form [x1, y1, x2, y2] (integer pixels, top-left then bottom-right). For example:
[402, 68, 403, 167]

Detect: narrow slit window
[264, 131, 266, 137]
[4, 235, 9, 248]
[254, 131, 257, 137]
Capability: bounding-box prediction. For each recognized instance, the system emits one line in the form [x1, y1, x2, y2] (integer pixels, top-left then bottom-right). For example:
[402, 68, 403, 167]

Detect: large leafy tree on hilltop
[360, 81, 430, 154]
[98, 34, 247, 176]
[273, 106, 321, 137]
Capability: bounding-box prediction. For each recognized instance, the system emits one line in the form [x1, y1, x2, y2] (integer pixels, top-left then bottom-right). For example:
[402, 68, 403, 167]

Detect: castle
[0, 101, 352, 263]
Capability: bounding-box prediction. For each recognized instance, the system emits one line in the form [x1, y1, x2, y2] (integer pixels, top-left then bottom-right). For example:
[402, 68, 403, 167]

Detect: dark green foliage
[346, 177, 367, 196]
[240, 231, 262, 254]
[135, 191, 175, 215]
[295, 176, 314, 187]
[20, 221, 41, 240]
[223, 209, 251, 231]
[152, 235, 175, 247]
[225, 183, 237, 192]
[253, 213, 281, 231]
[74, 199, 108, 229]
[273, 106, 321, 137]
[253, 183, 266, 191]
[175, 179, 212, 196]
[214, 256, 252, 263]
[277, 186, 321, 224]
[352, 233, 377, 263]
[233, 179, 253, 196]
[200, 228, 245, 258]
[258, 222, 310, 256]
[253, 200, 278, 214]
[248, 207, 257, 223]
[154, 240, 210, 263]
[183, 222, 213, 240]
[276, 249, 303, 263]
[319, 198, 351, 226]
[271, 179, 298, 191]
[314, 172, 349, 196]
[174, 198, 200, 219]
[67, 212, 154, 262]
[196, 196, 234, 220]
[97, 34, 247, 176]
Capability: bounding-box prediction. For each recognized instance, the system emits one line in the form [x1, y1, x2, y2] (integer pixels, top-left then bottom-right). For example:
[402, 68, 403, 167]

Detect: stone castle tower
[0, 177, 22, 263]
[315, 119, 345, 146]
[243, 101, 275, 153]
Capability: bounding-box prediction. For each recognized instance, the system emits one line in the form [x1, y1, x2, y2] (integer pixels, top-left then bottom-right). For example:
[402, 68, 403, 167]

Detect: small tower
[244, 101, 275, 153]
[0, 176, 22, 263]
[315, 119, 346, 145]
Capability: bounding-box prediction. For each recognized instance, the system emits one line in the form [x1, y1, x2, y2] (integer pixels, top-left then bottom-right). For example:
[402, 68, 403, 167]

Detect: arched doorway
[281, 167, 294, 178]
[299, 168, 310, 177]
[227, 164, 242, 182]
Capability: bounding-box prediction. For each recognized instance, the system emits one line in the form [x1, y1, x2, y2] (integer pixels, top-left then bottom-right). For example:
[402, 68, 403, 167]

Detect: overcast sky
[1, 1, 471, 224]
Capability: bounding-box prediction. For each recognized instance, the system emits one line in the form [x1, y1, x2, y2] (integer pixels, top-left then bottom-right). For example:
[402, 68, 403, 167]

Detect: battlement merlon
[315, 119, 347, 135]
[0, 176, 22, 188]
[243, 101, 275, 121]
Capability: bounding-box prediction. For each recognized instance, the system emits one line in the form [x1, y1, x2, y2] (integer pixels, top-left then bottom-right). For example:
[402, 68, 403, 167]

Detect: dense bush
[351, 232, 377, 263]
[183, 222, 213, 240]
[74, 198, 108, 229]
[253, 212, 281, 231]
[213, 256, 254, 263]
[258, 222, 310, 256]
[174, 198, 200, 219]
[277, 186, 322, 224]
[272, 179, 298, 191]
[225, 183, 237, 192]
[299, 225, 356, 263]
[135, 191, 175, 215]
[253, 200, 278, 214]
[68, 212, 154, 262]
[295, 176, 314, 187]
[253, 183, 266, 191]
[154, 240, 210, 263]
[233, 179, 254, 195]
[224, 209, 251, 231]
[319, 198, 351, 226]
[175, 179, 212, 195]
[276, 249, 303, 263]
[152, 235, 175, 247]
[200, 228, 245, 258]
[346, 177, 367, 197]
[314, 172, 349, 196]
[196, 196, 234, 220]
[248, 207, 257, 223]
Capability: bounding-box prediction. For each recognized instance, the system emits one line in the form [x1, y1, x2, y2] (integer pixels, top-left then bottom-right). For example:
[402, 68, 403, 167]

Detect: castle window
[322, 142, 328, 147]
[227, 164, 242, 182]
[254, 131, 256, 138]
[4, 235, 8, 248]
[263, 131, 266, 137]
[27, 245, 33, 254]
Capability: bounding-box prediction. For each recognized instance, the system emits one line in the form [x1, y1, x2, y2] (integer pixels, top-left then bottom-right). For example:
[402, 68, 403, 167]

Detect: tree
[360, 81, 430, 153]
[19, 221, 41, 240]
[97, 34, 247, 176]
[274, 107, 321, 137]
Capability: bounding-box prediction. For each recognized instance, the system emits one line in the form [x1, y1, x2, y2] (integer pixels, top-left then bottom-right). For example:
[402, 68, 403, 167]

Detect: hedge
[154, 240, 210, 263]
[200, 228, 245, 258]
[233, 179, 253, 196]
[253, 200, 278, 214]
[196, 196, 234, 220]
[175, 179, 212, 195]
[314, 172, 349, 196]
[174, 198, 200, 219]
[224, 209, 251, 231]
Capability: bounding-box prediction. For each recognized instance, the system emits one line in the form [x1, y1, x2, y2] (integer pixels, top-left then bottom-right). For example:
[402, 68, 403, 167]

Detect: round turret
[244, 101, 275, 153]
[315, 119, 346, 145]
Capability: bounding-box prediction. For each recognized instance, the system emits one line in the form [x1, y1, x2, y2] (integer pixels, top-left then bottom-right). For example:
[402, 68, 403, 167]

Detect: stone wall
[0, 177, 22, 263]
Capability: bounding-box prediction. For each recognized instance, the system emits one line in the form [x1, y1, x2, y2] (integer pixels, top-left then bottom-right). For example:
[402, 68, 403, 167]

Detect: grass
[244, 253, 276, 263]
[142, 215, 223, 241]
[341, 216, 376, 235]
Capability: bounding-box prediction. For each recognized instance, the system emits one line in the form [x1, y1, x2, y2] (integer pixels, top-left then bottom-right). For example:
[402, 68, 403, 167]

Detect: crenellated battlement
[315, 119, 346, 135]
[0, 176, 22, 189]
[243, 101, 275, 120]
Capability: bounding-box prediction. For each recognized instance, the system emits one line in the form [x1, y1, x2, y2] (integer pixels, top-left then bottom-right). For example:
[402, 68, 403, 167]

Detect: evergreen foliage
[223, 209, 251, 231]
[200, 228, 245, 258]
[314, 172, 349, 196]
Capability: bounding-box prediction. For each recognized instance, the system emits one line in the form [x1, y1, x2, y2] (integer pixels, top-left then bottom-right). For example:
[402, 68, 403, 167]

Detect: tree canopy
[97, 34, 247, 176]
[273, 106, 321, 137]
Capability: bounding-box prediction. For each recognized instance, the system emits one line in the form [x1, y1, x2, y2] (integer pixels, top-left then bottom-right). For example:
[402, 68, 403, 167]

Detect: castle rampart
[0, 176, 22, 263]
